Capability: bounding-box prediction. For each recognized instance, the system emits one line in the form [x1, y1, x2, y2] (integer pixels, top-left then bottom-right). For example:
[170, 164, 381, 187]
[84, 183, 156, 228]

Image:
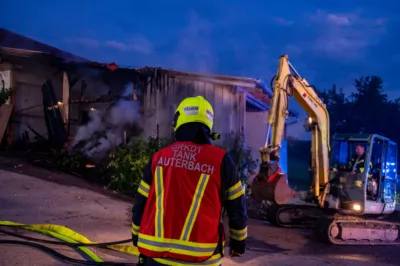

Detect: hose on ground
[0, 221, 140, 259]
[0, 240, 137, 266]
[0, 227, 131, 246]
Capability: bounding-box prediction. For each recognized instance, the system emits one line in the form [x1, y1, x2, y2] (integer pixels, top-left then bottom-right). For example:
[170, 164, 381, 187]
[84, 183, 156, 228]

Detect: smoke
[165, 11, 217, 74]
[70, 82, 142, 158]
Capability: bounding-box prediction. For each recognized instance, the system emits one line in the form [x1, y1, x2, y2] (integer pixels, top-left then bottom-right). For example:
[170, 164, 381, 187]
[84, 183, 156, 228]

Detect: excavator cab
[325, 134, 398, 215]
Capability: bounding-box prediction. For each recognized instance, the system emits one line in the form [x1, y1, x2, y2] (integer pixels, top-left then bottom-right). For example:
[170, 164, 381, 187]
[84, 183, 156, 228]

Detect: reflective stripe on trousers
[140, 254, 222, 266]
[154, 253, 222, 266]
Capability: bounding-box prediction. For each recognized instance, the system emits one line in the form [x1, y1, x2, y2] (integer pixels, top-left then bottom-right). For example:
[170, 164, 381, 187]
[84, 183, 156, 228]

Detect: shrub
[58, 130, 258, 197]
[58, 153, 85, 170]
[104, 131, 258, 196]
[220, 131, 258, 186]
[105, 137, 170, 195]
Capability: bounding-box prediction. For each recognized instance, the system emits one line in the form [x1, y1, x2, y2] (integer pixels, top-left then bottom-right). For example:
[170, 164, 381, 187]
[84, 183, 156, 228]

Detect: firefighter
[131, 96, 248, 265]
[346, 144, 373, 174]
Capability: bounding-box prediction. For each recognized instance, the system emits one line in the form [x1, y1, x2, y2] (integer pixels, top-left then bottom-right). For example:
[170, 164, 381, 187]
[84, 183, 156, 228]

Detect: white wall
[245, 111, 288, 183]
[246, 111, 268, 163]
[245, 111, 267, 183]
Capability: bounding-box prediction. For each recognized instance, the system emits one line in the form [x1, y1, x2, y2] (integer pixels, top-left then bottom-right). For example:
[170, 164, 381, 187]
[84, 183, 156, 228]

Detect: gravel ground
[0, 158, 399, 266]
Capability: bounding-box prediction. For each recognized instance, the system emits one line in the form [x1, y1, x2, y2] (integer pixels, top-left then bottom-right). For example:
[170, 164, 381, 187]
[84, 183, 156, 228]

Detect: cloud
[312, 10, 355, 26]
[164, 10, 217, 73]
[67, 37, 100, 48]
[308, 10, 387, 61]
[273, 17, 294, 26]
[326, 14, 351, 26]
[67, 35, 153, 55]
[104, 40, 127, 50]
[105, 35, 153, 54]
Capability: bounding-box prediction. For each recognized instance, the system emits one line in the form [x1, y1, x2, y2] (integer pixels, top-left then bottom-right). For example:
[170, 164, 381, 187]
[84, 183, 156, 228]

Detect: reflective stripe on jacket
[137, 141, 226, 264]
[346, 155, 373, 174]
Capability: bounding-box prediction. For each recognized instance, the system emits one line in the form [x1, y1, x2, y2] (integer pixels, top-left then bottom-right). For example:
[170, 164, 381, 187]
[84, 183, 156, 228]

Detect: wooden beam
[0, 104, 13, 145]
[8, 68, 15, 146]
[0, 66, 15, 145]
[62, 71, 70, 130]
[238, 91, 246, 136]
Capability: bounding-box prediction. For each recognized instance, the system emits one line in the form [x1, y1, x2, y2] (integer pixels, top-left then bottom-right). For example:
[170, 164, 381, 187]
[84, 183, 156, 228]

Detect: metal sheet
[141, 69, 249, 146]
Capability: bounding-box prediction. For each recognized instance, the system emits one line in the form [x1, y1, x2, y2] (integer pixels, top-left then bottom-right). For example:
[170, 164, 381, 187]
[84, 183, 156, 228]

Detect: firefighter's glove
[209, 132, 221, 140]
[229, 239, 245, 257]
[138, 254, 146, 265]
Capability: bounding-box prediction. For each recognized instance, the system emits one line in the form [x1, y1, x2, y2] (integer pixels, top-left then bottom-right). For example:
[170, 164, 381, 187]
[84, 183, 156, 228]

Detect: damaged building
[0, 28, 299, 169]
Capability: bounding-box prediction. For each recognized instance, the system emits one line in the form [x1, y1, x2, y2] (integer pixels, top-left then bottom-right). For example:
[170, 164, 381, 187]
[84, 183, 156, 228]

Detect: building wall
[245, 111, 288, 182]
[246, 111, 268, 165]
[0, 65, 14, 144]
[7, 59, 63, 142]
[141, 70, 248, 147]
[2, 58, 113, 143]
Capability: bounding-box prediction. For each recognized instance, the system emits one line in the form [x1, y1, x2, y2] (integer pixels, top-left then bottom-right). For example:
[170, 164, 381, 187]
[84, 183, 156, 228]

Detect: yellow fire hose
[0, 220, 139, 265]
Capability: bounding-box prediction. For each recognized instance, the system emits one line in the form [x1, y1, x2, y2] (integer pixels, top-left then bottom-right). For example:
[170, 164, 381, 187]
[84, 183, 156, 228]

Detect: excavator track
[315, 215, 400, 245]
[266, 203, 324, 228]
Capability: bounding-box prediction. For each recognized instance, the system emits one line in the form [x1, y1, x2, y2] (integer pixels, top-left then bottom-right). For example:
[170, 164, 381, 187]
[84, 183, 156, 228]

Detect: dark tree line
[317, 76, 400, 145]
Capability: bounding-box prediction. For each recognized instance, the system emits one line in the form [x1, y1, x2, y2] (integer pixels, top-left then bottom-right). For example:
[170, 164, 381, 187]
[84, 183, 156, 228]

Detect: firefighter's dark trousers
[139, 255, 222, 266]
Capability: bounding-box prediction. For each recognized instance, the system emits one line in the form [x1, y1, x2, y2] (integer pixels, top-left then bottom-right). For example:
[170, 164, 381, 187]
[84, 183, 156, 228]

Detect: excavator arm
[252, 55, 330, 205]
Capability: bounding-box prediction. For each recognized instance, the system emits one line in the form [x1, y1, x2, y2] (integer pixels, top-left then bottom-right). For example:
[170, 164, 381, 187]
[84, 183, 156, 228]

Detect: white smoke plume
[70, 82, 142, 158]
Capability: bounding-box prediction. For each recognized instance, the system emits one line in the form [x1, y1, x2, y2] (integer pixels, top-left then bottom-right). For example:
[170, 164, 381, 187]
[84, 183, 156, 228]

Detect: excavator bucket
[251, 162, 298, 204]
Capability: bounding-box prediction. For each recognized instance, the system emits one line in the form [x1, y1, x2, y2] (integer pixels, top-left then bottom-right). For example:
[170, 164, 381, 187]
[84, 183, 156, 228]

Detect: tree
[317, 84, 352, 134]
[350, 76, 388, 135]
[352, 76, 387, 103]
[317, 76, 400, 167]
[319, 75, 400, 143]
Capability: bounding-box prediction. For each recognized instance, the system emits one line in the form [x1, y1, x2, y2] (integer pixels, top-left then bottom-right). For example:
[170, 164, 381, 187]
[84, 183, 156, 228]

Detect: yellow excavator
[251, 55, 400, 245]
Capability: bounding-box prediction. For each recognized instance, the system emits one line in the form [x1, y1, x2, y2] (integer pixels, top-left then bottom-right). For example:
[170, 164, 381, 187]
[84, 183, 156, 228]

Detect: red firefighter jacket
[137, 141, 226, 263]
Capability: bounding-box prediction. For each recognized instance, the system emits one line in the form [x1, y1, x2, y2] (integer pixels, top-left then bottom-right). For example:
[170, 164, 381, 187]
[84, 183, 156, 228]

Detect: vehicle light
[353, 203, 361, 211]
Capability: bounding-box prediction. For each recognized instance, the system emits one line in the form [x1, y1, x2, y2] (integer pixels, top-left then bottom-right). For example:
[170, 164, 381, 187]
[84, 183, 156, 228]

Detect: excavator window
[369, 139, 384, 200]
[330, 140, 348, 168]
[366, 137, 398, 202]
[370, 139, 383, 171]
[330, 140, 370, 172]
[382, 142, 397, 203]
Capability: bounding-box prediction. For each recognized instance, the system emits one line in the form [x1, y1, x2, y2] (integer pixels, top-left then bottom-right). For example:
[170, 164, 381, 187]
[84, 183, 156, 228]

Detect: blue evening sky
[2, 0, 399, 139]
